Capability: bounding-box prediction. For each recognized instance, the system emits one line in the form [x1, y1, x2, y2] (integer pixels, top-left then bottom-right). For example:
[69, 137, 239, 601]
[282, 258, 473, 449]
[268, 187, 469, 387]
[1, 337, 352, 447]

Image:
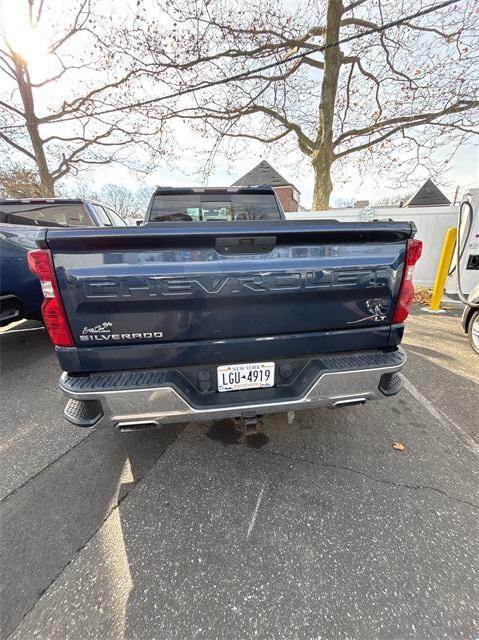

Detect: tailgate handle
[215, 236, 276, 255]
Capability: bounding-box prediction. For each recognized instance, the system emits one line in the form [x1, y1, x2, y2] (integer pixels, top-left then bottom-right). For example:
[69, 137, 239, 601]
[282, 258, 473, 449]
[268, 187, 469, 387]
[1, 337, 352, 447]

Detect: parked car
[0, 198, 126, 326]
[26, 185, 422, 430]
[462, 283, 479, 355]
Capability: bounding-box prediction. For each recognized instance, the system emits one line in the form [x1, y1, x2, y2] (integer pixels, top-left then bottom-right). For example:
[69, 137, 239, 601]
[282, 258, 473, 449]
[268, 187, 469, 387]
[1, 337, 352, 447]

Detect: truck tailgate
[44, 221, 414, 371]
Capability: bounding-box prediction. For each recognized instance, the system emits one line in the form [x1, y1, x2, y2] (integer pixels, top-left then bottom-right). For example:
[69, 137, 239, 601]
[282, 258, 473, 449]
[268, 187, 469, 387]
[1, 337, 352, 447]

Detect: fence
[286, 206, 458, 287]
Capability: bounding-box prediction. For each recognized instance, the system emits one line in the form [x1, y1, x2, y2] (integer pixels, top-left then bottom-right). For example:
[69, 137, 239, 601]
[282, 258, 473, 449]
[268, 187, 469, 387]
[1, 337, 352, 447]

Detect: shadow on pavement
[403, 348, 479, 444]
[117, 346, 477, 640]
[117, 405, 478, 640]
[0, 324, 184, 638]
[3, 314, 479, 639]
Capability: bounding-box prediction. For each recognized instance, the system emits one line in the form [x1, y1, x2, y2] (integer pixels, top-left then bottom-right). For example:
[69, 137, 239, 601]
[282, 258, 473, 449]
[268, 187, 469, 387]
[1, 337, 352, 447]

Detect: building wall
[273, 185, 299, 212]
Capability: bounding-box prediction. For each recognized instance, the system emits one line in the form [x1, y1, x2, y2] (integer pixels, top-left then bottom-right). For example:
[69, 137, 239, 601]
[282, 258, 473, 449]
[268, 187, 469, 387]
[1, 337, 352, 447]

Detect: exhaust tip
[333, 397, 367, 407]
[116, 420, 161, 433]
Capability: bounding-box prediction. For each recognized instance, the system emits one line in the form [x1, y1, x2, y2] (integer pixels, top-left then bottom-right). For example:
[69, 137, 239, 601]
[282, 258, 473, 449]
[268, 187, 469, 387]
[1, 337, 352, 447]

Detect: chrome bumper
[60, 348, 406, 429]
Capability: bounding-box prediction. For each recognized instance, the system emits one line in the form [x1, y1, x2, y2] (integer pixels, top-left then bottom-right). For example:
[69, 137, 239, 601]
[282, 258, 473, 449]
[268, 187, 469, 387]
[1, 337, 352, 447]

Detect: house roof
[405, 179, 451, 207]
[232, 160, 300, 193]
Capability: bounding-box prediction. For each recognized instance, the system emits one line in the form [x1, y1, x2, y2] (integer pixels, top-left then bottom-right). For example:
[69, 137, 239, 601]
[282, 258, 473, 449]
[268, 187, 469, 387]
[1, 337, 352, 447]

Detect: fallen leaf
[413, 287, 433, 305]
[392, 442, 406, 451]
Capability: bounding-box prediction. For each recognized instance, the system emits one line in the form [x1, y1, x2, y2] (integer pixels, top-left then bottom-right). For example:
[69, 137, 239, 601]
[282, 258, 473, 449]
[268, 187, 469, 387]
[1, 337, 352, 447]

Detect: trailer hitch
[235, 415, 263, 436]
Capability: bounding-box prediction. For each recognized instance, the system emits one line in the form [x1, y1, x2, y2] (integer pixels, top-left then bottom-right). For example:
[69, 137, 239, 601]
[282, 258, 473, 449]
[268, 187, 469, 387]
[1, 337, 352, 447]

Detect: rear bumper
[60, 348, 406, 429]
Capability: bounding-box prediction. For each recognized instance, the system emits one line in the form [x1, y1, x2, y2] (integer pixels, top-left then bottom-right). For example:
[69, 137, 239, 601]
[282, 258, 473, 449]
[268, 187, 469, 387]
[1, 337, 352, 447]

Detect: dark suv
[0, 198, 126, 326]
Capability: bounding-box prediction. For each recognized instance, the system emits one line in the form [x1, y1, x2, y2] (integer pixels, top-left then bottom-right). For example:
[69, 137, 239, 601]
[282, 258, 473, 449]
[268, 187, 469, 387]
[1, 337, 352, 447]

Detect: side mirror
[136, 220, 143, 226]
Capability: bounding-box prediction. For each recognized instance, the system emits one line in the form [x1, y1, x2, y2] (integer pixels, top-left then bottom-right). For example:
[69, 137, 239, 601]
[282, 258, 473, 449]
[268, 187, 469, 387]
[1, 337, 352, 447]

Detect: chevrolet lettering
[76, 268, 388, 300]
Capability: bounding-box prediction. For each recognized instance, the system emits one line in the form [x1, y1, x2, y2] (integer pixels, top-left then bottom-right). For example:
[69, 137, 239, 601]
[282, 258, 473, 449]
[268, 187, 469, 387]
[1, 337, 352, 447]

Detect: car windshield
[149, 193, 282, 222]
[0, 203, 93, 227]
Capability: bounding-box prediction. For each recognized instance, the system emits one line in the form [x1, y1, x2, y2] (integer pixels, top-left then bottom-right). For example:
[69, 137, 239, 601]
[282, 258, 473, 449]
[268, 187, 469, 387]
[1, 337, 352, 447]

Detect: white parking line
[0, 319, 45, 334]
[0, 327, 45, 334]
[246, 482, 267, 540]
[403, 377, 479, 456]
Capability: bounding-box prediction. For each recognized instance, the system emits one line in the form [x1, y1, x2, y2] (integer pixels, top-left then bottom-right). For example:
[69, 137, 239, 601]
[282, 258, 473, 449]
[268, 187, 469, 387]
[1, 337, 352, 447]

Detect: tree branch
[342, 0, 369, 13]
[0, 99, 24, 118]
[335, 100, 479, 147]
[0, 130, 35, 160]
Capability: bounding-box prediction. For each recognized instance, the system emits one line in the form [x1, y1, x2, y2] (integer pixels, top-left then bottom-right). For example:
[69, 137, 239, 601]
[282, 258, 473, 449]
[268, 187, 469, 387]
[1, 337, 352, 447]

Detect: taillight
[392, 239, 423, 323]
[27, 249, 74, 347]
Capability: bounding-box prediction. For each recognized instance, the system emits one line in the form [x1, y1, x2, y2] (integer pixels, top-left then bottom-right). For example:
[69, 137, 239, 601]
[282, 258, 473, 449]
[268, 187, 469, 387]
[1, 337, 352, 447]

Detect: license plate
[217, 362, 275, 392]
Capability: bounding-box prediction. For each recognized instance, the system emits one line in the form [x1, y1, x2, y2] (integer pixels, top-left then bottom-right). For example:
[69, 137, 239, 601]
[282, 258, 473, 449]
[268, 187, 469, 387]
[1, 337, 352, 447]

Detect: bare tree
[372, 191, 415, 207]
[139, 0, 478, 208]
[64, 178, 151, 219]
[99, 183, 151, 219]
[0, 0, 166, 196]
[59, 176, 98, 202]
[334, 197, 355, 208]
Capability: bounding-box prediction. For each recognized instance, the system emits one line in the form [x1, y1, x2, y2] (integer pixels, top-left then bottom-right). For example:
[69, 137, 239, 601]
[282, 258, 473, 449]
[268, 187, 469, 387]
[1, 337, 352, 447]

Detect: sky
[1, 0, 478, 209]
[83, 132, 479, 209]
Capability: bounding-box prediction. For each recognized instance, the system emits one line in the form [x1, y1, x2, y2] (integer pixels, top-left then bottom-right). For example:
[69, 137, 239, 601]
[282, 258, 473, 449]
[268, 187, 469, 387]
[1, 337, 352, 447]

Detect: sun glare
[0, 1, 49, 63]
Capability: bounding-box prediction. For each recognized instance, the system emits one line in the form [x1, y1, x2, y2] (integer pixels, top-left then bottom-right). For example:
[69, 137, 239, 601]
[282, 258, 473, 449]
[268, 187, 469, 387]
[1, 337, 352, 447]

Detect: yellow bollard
[429, 226, 457, 311]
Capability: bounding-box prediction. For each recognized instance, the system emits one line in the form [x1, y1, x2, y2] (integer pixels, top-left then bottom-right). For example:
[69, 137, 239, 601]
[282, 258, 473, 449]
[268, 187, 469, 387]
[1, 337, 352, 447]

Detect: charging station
[445, 188, 479, 298]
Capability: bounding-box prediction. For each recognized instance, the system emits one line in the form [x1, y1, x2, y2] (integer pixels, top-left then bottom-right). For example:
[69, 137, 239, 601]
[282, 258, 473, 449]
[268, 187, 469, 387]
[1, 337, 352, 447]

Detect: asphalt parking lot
[1, 308, 478, 640]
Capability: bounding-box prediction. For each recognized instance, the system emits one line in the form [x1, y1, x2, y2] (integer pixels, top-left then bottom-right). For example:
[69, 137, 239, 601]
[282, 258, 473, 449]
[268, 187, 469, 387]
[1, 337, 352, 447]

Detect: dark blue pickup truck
[27, 186, 421, 431]
[0, 198, 126, 325]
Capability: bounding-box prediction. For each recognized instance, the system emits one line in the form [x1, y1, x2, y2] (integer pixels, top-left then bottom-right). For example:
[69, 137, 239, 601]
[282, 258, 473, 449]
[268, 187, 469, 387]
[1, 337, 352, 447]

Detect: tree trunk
[312, 0, 343, 211]
[35, 156, 55, 197]
[12, 54, 55, 197]
[312, 152, 333, 210]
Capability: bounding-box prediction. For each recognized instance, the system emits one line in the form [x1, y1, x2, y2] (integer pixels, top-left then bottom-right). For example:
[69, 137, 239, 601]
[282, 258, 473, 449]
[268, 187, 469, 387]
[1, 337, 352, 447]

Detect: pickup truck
[0, 198, 126, 325]
[26, 186, 422, 431]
